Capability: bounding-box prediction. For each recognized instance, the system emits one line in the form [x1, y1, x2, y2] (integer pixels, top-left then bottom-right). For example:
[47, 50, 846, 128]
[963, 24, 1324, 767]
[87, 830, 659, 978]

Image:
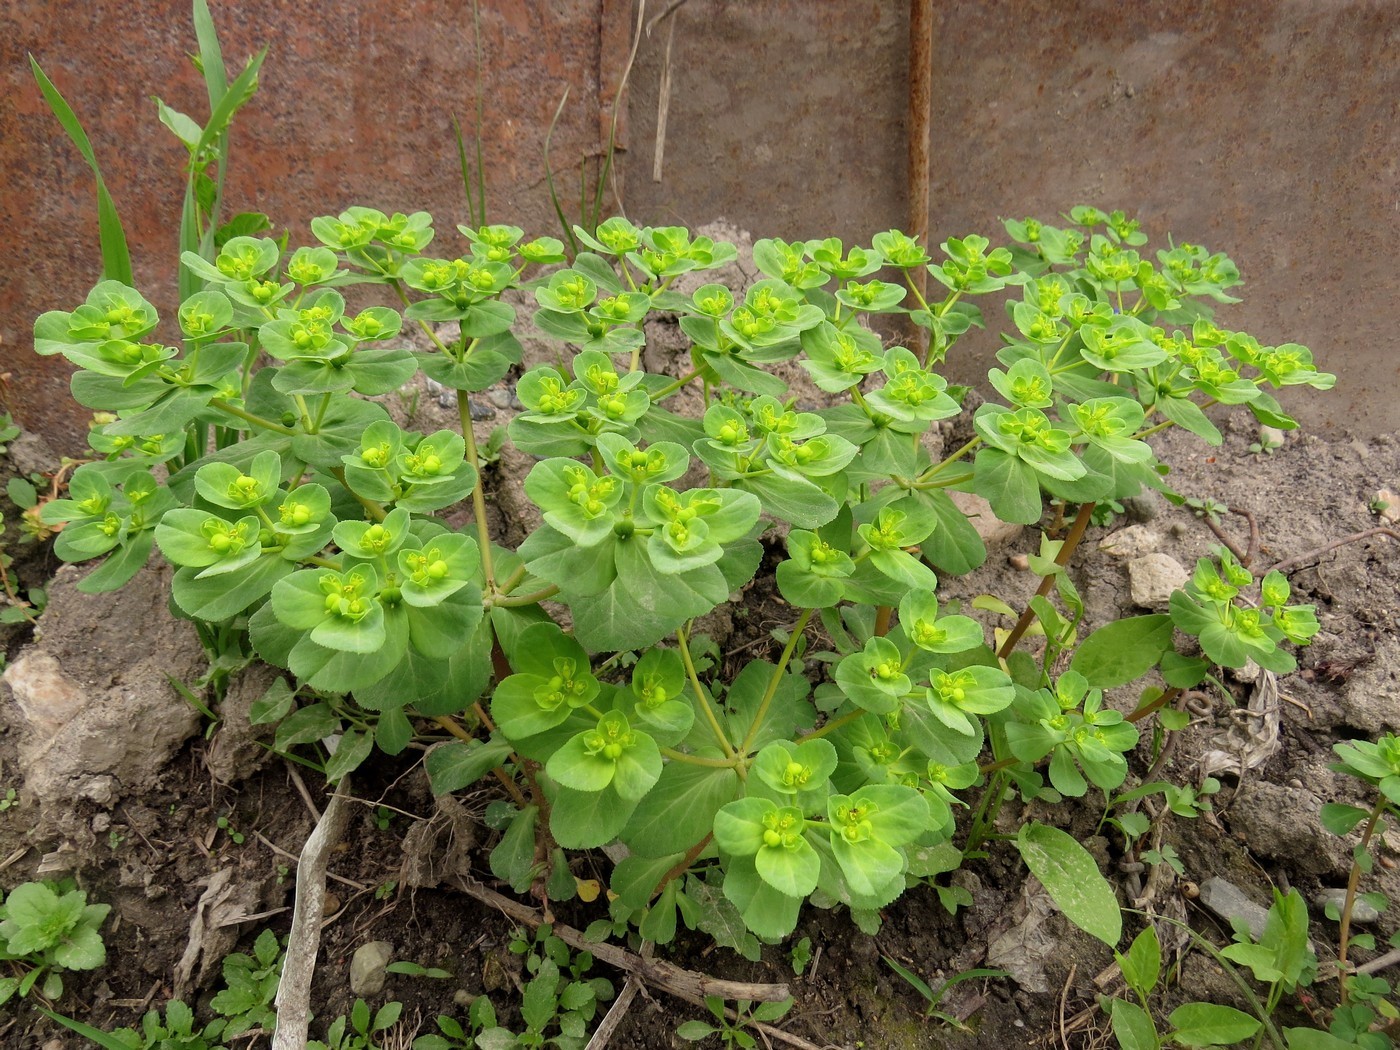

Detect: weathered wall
[0, 0, 608, 451]
[621, 0, 1400, 437]
[4, 0, 1397, 447]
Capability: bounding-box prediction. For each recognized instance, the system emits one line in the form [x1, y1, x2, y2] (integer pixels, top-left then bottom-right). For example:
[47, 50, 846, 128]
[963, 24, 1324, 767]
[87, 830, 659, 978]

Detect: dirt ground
[0, 405, 1394, 1049]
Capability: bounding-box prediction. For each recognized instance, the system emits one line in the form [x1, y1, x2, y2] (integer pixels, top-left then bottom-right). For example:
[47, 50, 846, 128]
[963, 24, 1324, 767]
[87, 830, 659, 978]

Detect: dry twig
[272, 781, 351, 1050]
[450, 876, 832, 1050]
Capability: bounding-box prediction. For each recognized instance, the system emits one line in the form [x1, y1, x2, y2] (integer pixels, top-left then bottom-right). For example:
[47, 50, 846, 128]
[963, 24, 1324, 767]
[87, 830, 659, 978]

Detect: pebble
[349, 940, 394, 996]
[1128, 553, 1189, 609]
[1198, 877, 1272, 940]
[1374, 487, 1398, 525]
[466, 397, 495, 421]
[1007, 553, 1029, 570]
[1098, 523, 1163, 560]
[486, 387, 514, 409]
[946, 490, 1024, 550]
[1316, 889, 1381, 925]
[1258, 425, 1286, 449]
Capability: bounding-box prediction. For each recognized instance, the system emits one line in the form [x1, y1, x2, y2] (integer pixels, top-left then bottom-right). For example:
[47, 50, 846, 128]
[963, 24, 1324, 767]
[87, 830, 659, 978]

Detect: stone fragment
[946, 490, 1024, 551]
[350, 940, 394, 997]
[1199, 877, 1272, 940]
[1128, 553, 1188, 610]
[2, 561, 205, 845]
[1098, 523, 1163, 560]
[1315, 888, 1381, 925]
[1229, 780, 1348, 877]
[1375, 487, 1399, 525]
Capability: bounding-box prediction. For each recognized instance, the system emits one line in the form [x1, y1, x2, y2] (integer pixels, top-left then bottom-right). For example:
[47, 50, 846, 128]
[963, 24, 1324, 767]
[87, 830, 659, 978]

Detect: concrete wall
[4, 1, 1396, 449]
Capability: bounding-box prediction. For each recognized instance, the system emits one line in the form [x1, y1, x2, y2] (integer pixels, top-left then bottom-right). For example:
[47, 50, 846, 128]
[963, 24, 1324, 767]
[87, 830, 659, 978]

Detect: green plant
[413, 996, 499, 1050]
[882, 956, 1007, 1030]
[216, 814, 245, 845]
[788, 936, 812, 977]
[676, 996, 794, 1048]
[1323, 734, 1400, 1039]
[208, 928, 283, 1037]
[1101, 924, 1272, 1050]
[0, 789, 18, 813]
[30, 0, 1336, 998]
[0, 880, 109, 1004]
[107, 1000, 230, 1050]
[386, 959, 452, 979]
[308, 999, 404, 1050]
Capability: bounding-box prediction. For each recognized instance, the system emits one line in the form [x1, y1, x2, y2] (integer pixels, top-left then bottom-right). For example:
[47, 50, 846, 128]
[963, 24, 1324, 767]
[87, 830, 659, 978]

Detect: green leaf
[1281, 1028, 1363, 1050]
[30, 59, 132, 285]
[1015, 822, 1121, 947]
[426, 738, 514, 795]
[549, 784, 636, 849]
[677, 1021, 718, 1041]
[489, 806, 538, 892]
[1109, 999, 1159, 1050]
[1070, 615, 1173, 688]
[1166, 1003, 1260, 1047]
[973, 448, 1042, 524]
[622, 761, 739, 857]
[1118, 926, 1162, 997]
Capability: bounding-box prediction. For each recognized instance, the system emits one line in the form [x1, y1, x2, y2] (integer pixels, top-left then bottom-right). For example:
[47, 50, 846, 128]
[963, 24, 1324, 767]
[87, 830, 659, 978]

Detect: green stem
[292, 394, 315, 432]
[660, 748, 734, 768]
[208, 399, 297, 435]
[491, 585, 559, 608]
[797, 708, 864, 743]
[311, 392, 332, 430]
[495, 563, 528, 596]
[329, 467, 387, 522]
[390, 278, 452, 354]
[912, 471, 974, 491]
[1338, 798, 1388, 1005]
[677, 625, 736, 761]
[738, 608, 814, 755]
[459, 391, 497, 589]
[996, 500, 1095, 659]
[918, 437, 981, 482]
[652, 369, 701, 401]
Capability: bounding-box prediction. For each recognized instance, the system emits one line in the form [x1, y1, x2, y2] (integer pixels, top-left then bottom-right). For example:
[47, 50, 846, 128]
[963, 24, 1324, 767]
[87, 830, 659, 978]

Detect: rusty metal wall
[622, 0, 1400, 438]
[4, 1, 1397, 446]
[0, 0, 607, 451]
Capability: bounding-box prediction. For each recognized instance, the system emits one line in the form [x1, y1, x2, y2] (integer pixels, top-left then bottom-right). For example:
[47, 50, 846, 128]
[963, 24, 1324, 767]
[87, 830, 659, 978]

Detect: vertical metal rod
[907, 0, 934, 294]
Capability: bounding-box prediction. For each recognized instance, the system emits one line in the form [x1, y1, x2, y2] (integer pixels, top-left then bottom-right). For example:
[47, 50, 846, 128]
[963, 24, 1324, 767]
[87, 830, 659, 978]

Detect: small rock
[1316, 889, 1381, 925]
[1230, 780, 1346, 876]
[485, 387, 514, 410]
[946, 490, 1023, 551]
[349, 940, 394, 997]
[1120, 493, 1162, 523]
[1258, 425, 1286, 449]
[1349, 439, 1371, 460]
[1128, 553, 1188, 610]
[1374, 487, 1398, 525]
[1098, 523, 1163, 560]
[322, 892, 341, 916]
[465, 397, 494, 421]
[1007, 553, 1029, 570]
[1199, 877, 1272, 940]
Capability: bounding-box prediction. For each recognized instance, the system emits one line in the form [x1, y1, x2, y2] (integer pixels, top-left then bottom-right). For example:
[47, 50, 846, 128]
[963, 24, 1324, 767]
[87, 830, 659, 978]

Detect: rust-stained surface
[5, 0, 1399, 448]
[0, 0, 605, 452]
[623, 0, 1400, 437]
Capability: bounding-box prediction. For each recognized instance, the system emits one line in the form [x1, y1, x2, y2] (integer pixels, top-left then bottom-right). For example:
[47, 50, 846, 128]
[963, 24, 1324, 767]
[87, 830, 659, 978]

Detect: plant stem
[739, 608, 814, 755]
[459, 391, 496, 589]
[797, 708, 864, 743]
[495, 563, 528, 596]
[433, 715, 529, 808]
[1126, 686, 1182, 724]
[1338, 798, 1388, 1005]
[651, 833, 714, 901]
[676, 626, 736, 761]
[208, 399, 297, 435]
[660, 748, 734, 768]
[919, 437, 981, 482]
[874, 605, 893, 637]
[329, 467, 387, 522]
[996, 501, 1096, 659]
[652, 369, 701, 401]
[491, 585, 560, 608]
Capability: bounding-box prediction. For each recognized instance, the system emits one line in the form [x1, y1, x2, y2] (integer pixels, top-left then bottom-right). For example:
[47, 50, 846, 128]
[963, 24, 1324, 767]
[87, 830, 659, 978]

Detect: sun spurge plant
[32, 10, 1332, 956]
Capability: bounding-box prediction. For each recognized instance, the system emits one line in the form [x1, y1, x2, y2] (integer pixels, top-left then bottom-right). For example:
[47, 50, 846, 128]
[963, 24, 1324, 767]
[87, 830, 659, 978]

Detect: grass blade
[453, 115, 478, 231]
[543, 87, 578, 258]
[191, 0, 229, 108]
[38, 1008, 137, 1050]
[29, 56, 133, 286]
